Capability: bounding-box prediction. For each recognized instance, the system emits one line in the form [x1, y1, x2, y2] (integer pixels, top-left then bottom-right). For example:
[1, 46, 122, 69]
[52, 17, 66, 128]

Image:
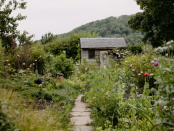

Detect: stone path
[70, 94, 93, 131]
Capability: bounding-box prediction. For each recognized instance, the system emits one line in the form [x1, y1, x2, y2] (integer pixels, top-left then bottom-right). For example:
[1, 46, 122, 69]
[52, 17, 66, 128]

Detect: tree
[41, 32, 56, 44]
[45, 32, 99, 61]
[0, 0, 27, 50]
[128, 0, 174, 47]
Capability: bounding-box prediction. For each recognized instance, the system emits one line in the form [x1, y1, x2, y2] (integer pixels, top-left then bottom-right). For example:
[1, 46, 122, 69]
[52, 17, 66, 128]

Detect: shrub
[122, 54, 157, 90]
[30, 43, 46, 74]
[154, 59, 174, 123]
[127, 43, 143, 54]
[51, 53, 74, 78]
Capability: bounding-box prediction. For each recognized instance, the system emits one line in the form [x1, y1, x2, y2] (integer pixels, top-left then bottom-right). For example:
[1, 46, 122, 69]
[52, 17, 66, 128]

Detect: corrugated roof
[80, 38, 127, 49]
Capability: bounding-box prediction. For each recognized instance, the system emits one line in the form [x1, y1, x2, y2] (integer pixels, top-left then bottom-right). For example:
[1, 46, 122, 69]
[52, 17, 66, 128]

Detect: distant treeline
[57, 15, 144, 45]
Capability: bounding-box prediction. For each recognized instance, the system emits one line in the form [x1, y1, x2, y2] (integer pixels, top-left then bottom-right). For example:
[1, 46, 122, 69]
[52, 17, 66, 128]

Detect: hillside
[57, 15, 144, 45]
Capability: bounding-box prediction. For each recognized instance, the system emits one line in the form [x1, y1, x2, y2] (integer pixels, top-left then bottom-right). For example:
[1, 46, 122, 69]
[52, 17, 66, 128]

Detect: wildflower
[5, 60, 9, 62]
[153, 61, 159, 66]
[97, 89, 99, 91]
[7, 63, 10, 66]
[132, 69, 135, 72]
[33, 63, 35, 65]
[112, 91, 114, 93]
[23, 63, 25, 66]
[144, 72, 149, 76]
[88, 89, 91, 91]
[115, 88, 118, 91]
[130, 64, 133, 67]
[82, 93, 85, 95]
[138, 73, 141, 76]
[85, 97, 87, 100]
[91, 84, 94, 86]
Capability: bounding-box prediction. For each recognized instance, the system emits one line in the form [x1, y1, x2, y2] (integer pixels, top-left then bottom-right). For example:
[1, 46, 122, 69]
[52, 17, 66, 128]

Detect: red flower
[144, 72, 149, 76]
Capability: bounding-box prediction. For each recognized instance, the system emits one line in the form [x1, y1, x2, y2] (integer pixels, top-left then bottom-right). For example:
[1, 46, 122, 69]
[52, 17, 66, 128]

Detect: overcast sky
[17, 0, 141, 40]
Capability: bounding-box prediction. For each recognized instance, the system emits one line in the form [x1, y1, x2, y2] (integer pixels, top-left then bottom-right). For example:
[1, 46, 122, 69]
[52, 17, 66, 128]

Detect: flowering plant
[144, 72, 149, 76]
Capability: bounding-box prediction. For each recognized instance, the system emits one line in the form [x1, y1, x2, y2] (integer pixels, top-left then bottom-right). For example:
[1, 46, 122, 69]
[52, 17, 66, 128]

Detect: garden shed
[80, 38, 127, 67]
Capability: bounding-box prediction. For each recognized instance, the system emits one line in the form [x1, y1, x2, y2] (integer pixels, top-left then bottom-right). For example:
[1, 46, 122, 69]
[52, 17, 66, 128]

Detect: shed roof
[80, 38, 127, 49]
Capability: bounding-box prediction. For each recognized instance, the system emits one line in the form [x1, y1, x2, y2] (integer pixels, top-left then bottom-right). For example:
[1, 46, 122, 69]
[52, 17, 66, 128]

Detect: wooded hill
[57, 15, 144, 45]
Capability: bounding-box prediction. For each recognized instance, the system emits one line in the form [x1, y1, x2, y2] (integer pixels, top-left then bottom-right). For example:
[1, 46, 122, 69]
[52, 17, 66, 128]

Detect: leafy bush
[154, 59, 174, 123]
[47, 53, 74, 78]
[30, 43, 46, 74]
[122, 54, 157, 90]
[44, 32, 99, 61]
[127, 43, 143, 54]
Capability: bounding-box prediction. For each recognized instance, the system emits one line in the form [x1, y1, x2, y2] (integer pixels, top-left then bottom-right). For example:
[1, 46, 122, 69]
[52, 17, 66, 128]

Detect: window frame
[88, 50, 95, 59]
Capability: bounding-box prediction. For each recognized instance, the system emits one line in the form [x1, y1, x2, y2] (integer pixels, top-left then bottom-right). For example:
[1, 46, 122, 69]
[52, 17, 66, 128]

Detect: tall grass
[0, 88, 69, 131]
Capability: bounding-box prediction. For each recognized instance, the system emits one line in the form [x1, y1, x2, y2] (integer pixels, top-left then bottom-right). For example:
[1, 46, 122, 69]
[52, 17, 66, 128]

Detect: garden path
[70, 94, 93, 131]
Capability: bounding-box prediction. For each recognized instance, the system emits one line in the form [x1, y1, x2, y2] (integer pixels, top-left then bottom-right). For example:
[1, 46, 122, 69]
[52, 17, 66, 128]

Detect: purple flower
[115, 88, 118, 91]
[112, 91, 114, 93]
[153, 61, 159, 66]
[82, 93, 85, 95]
[85, 97, 87, 100]
[97, 89, 99, 91]
[91, 84, 94, 86]
[88, 89, 91, 91]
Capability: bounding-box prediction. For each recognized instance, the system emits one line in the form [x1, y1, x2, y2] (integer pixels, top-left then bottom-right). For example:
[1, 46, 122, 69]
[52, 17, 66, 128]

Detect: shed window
[88, 50, 95, 59]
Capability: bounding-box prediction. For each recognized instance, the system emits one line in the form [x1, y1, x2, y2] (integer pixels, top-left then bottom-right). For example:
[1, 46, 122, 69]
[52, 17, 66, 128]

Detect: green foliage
[45, 32, 99, 61]
[83, 67, 158, 130]
[81, 52, 174, 130]
[109, 48, 132, 62]
[0, 0, 27, 49]
[127, 43, 143, 54]
[154, 59, 174, 123]
[0, 40, 4, 76]
[128, 0, 174, 47]
[58, 15, 144, 45]
[46, 53, 74, 78]
[41, 32, 56, 44]
[30, 43, 46, 74]
[0, 70, 84, 129]
[122, 54, 156, 90]
[18, 31, 34, 46]
[0, 100, 14, 131]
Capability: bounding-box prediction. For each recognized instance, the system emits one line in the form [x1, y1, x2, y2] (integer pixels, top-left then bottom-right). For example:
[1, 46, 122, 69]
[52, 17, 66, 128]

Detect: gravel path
[70, 94, 93, 131]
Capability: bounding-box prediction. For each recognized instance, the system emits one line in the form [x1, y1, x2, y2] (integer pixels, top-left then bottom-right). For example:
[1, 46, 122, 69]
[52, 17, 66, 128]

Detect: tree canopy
[57, 15, 144, 45]
[128, 0, 174, 47]
[0, 0, 27, 50]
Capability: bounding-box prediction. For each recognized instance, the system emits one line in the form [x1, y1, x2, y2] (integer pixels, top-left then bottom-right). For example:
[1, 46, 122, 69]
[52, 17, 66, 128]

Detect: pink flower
[153, 61, 159, 66]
